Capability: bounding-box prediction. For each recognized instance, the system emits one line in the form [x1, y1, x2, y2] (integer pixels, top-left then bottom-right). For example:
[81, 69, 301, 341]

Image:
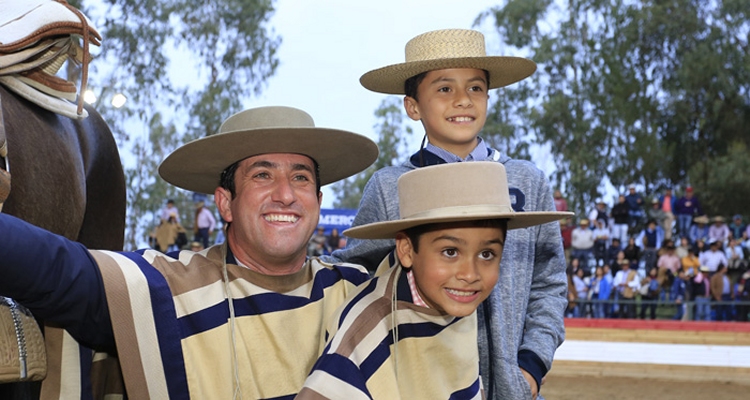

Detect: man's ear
[403, 96, 421, 121]
[214, 187, 233, 223]
[395, 233, 415, 268]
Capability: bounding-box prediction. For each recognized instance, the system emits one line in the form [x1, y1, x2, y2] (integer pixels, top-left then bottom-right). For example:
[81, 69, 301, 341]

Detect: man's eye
[254, 172, 270, 179]
[293, 174, 311, 181]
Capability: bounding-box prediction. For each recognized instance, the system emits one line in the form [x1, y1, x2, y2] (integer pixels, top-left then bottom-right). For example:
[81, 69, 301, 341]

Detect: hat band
[402, 204, 515, 221]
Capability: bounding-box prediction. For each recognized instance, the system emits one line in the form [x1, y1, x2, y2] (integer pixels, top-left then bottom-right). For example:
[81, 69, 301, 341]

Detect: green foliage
[479, 0, 750, 216]
[78, 0, 280, 249]
[689, 142, 750, 217]
[331, 97, 413, 209]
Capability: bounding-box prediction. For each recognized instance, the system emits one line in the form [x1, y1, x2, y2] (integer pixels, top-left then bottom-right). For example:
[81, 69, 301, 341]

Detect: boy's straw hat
[360, 29, 537, 94]
[344, 162, 572, 239]
[159, 106, 379, 194]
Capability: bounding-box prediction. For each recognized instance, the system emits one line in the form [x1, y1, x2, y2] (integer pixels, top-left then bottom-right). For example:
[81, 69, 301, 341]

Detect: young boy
[328, 29, 565, 398]
[301, 162, 571, 399]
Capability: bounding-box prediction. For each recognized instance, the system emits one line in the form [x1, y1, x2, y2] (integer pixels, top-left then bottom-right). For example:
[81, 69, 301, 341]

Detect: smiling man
[0, 106, 378, 399]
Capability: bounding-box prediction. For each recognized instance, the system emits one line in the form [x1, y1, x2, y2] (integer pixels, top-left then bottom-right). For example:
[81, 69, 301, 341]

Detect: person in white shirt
[571, 218, 595, 267]
[699, 239, 728, 273]
[193, 201, 216, 249]
[159, 199, 180, 223]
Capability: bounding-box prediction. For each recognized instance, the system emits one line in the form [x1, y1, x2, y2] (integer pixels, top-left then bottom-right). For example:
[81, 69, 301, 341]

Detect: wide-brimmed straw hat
[159, 106, 379, 194]
[693, 215, 710, 224]
[359, 29, 537, 94]
[344, 162, 572, 239]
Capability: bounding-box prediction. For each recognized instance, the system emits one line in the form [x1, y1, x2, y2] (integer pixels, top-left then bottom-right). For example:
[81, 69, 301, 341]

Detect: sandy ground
[542, 375, 750, 400]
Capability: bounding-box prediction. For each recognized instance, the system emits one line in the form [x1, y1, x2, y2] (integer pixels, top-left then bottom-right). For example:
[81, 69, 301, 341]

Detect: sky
[236, 0, 536, 208]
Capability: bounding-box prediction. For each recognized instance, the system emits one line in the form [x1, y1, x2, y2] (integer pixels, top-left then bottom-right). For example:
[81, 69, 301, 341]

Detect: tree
[73, 0, 280, 249]
[479, 0, 750, 216]
[331, 97, 413, 209]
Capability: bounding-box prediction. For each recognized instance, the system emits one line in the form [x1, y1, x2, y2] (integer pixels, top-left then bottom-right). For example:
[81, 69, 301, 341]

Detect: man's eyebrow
[245, 160, 277, 171]
[291, 162, 314, 174]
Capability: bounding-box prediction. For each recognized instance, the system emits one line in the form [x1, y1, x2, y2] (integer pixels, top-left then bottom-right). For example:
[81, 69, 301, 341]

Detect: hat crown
[397, 162, 513, 220]
[218, 106, 315, 134]
[404, 29, 487, 63]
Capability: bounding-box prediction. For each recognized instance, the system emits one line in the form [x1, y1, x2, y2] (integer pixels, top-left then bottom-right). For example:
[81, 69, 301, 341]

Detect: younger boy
[301, 162, 570, 399]
[329, 28, 565, 398]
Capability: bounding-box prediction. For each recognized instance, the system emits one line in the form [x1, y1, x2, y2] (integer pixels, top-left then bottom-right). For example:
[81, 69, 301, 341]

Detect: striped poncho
[298, 255, 482, 399]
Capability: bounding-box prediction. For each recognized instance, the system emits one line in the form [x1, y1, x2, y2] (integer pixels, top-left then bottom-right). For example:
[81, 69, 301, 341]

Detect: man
[160, 198, 180, 223]
[658, 188, 676, 240]
[613, 259, 639, 319]
[0, 106, 379, 398]
[625, 184, 645, 229]
[675, 186, 702, 240]
[700, 238, 728, 274]
[610, 194, 630, 244]
[571, 218, 595, 267]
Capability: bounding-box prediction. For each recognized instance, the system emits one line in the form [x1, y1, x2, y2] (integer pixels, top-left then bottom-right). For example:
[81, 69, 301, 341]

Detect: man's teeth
[264, 214, 298, 222]
[449, 116, 473, 122]
[446, 288, 476, 297]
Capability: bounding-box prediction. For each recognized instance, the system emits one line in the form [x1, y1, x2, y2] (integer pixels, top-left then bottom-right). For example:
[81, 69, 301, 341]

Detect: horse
[0, 84, 127, 399]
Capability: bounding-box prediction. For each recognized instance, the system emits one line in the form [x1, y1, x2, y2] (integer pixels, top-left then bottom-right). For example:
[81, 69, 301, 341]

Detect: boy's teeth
[446, 288, 476, 297]
[449, 116, 473, 122]
[265, 214, 298, 222]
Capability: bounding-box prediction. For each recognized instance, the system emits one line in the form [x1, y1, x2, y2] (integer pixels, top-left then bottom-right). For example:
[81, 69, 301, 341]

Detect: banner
[317, 208, 357, 234]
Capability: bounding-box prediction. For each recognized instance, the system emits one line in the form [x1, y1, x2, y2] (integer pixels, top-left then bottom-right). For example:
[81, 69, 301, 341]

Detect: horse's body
[0, 84, 127, 398]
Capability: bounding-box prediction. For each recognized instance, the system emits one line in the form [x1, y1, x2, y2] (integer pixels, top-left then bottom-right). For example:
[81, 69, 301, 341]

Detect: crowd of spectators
[306, 226, 346, 257]
[556, 186, 750, 322]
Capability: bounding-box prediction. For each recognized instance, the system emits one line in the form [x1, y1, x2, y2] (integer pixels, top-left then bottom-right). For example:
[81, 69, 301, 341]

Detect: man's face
[396, 224, 505, 317]
[404, 68, 489, 157]
[216, 153, 321, 273]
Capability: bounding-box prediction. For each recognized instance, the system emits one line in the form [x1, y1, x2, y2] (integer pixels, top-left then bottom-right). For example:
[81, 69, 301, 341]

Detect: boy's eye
[438, 86, 451, 93]
[469, 85, 485, 92]
[441, 248, 458, 257]
[479, 250, 496, 261]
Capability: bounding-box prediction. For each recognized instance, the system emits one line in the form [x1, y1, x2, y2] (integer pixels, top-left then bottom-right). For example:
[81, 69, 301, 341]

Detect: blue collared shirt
[424, 137, 490, 163]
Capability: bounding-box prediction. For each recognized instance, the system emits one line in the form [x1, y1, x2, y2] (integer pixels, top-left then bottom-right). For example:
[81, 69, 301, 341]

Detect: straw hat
[359, 29, 537, 94]
[344, 162, 572, 239]
[159, 106, 379, 194]
[693, 215, 709, 224]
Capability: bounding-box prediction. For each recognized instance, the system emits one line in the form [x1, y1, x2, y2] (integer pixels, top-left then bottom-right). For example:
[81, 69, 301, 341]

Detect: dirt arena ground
[542, 375, 750, 400]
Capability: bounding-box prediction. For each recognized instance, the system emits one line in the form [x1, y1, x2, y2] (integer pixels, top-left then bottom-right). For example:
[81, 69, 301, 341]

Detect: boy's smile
[404, 68, 489, 158]
[396, 224, 504, 317]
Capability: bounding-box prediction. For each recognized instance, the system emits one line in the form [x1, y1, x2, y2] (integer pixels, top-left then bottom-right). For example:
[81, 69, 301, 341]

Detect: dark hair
[404, 69, 491, 101]
[219, 158, 322, 198]
[403, 219, 508, 253]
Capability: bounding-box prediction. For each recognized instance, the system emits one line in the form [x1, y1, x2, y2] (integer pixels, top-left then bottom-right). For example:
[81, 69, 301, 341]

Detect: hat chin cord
[221, 241, 244, 400]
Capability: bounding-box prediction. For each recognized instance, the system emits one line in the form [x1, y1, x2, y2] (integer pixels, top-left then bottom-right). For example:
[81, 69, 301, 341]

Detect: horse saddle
[0, 0, 101, 119]
[0, 296, 46, 382]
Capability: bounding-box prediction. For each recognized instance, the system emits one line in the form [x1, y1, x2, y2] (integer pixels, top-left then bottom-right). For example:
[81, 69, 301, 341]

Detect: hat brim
[344, 209, 573, 239]
[360, 56, 537, 95]
[159, 127, 379, 194]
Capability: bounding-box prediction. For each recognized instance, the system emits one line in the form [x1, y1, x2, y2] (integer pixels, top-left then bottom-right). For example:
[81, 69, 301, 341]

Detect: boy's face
[404, 68, 489, 157]
[396, 224, 505, 317]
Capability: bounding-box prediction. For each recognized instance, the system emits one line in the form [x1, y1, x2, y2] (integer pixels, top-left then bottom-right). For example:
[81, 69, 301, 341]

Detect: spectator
[590, 266, 612, 318]
[647, 198, 666, 234]
[554, 189, 569, 212]
[689, 215, 710, 245]
[728, 214, 746, 241]
[592, 218, 610, 267]
[708, 216, 730, 245]
[307, 226, 327, 257]
[710, 264, 732, 321]
[635, 219, 664, 271]
[189, 241, 204, 252]
[671, 269, 689, 320]
[613, 259, 640, 319]
[571, 218, 595, 268]
[699, 239, 728, 274]
[675, 186, 702, 240]
[159, 199, 180, 223]
[193, 201, 216, 249]
[572, 268, 589, 317]
[588, 200, 609, 228]
[658, 188, 677, 240]
[611, 194, 630, 244]
[325, 228, 342, 254]
[725, 238, 748, 283]
[625, 184, 645, 230]
[606, 238, 623, 269]
[560, 217, 574, 261]
[675, 236, 691, 259]
[681, 245, 701, 278]
[623, 237, 641, 271]
[737, 271, 750, 322]
[692, 266, 712, 321]
[639, 267, 660, 320]
[154, 214, 187, 253]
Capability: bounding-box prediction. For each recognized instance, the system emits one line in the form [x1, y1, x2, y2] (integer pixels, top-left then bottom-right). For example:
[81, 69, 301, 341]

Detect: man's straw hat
[360, 29, 537, 94]
[159, 106, 379, 194]
[344, 162, 572, 239]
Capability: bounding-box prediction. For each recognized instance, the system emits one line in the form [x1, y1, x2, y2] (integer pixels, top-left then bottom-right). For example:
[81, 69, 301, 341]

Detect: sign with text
[317, 208, 357, 234]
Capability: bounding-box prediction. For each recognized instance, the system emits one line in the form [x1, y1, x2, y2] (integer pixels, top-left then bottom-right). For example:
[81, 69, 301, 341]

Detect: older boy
[300, 162, 571, 399]
[329, 29, 565, 399]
